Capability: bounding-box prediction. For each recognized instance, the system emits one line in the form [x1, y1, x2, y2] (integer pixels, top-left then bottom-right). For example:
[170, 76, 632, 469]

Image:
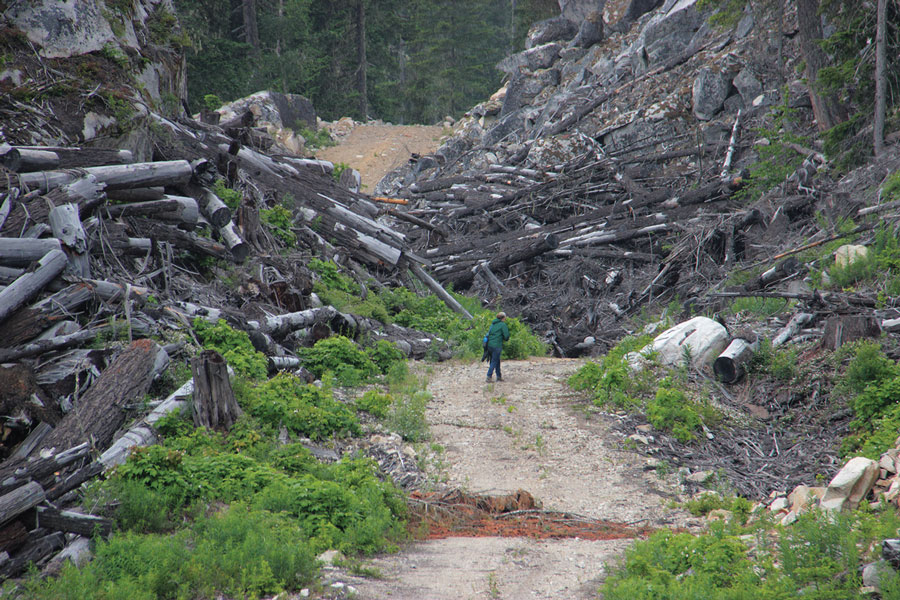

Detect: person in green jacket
[485, 312, 510, 382]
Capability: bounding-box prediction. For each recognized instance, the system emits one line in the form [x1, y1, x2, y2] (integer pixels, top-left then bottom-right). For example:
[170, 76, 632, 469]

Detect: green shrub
[841, 340, 899, 394]
[682, 494, 753, 524]
[366, 340, 406, 374]
[193, 318, 268, 380]
[748, 339, 798, 381]
[568, 334, 654, 408]
[239, 373, 360, 439]
[260, 205, 297, 247]
[646, 384, 703, 443]
[300, 335, 379, 386]
[355, 390, 393, 418]
[212, 178, 242, 210]
[387, 389, 430, 442]
[203, 93, 222, 111]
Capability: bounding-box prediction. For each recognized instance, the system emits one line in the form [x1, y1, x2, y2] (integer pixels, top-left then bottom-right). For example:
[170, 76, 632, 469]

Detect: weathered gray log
[0, 481, 45, 527]
[191, 350, 242, 431]
[714, 337, 759, 384]
[268, 356, 301, 371]
[196, 187, 232, 228]
[12, 146, 132, 168]
[476, 261, 506, 296]
[1, 177, 105, 238]
[165, 301, 223, 323]
[4, 160, 193, 193]
[441, 233, 559, 290]
[0, 249, 68, 326]
[773, 312, 814, 347]
[140, 221, 230, 260]
[36, 507, 112, 538]
[41, 536, 92, 576]
[35, 348, 104, 399]
[0, 238, 63, 267]
[746, 257, 801, 291]
[100, 378, 194, 468]
[0, 442, 91, 495]
[0, 283, 93, 346]
[45, 461, 103, 501]
[406, 262, 472, 319]
[279, 157, 334, 174]
[0, 148, 60, 172]
[32, 340, 168, 456]
[9, 423, 53, 461]
[0, 531, 65, 578]
[0, 327, 106, 362]
[0, 520, 28, 555]
[49, 203, 90, 277]
[249, 305, 338, 337]
[104, 195, 200, 227]
[219, 220, 248, 262]
[106, 186, 165, 202]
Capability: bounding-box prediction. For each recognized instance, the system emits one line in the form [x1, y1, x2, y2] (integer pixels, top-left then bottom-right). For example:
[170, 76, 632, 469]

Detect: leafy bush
[365, 340, 405, 375]
[841, 340, 899, 395]
[387, 389, 430, 442]
[355, 390, 393, 418]
[567, 334, 654, 408]
[239, 373, 360, 439]
[682, 494, 753, 524]
[748, 339, 798, 381]
[299, 335, 379, 386]
[193, 318, 268, 380]
[212, 178, 242, 210]
[646, 384, 705, 443]
[260, 205, 297, 247]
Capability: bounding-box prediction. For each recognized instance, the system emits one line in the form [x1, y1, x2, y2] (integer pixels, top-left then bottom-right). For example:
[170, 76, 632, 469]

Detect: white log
[10, 160, 193, 193]
[713, 337, 759, 384]
[0, 238, 63, 266]
[249, 306, 338, 337]
[198, 188, 232, 228]
[219, 220, 248, 262]
[0, 249, 68, 325]
[719, 109, 742, 181]
[278, 157, 334, 174]
[165, 301, 223, 323]
[409, 263, 473, 319]
[49, 204, 90, 277]
[773, 312, 814, 347]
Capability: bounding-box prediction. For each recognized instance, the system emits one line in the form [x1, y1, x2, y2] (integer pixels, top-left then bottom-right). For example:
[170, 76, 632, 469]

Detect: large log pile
[0, 111, 457, 576]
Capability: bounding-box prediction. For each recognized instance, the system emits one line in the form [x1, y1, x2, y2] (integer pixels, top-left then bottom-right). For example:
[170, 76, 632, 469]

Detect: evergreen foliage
[177, 0, 558, 123]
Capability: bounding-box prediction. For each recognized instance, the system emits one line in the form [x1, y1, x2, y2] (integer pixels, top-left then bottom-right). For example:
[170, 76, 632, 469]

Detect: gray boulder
[7, 0, 139, 58]
[559, 0, 606, 21]
[733, 69, 762, 106]
[639, 0, 702, 66]
[497, 43, 563, 75]
[624, 0, 664, 23]
[483, 111, 527, 148]
[735, 13, 754, 38]
[526, 16, 578, 49]
[692, 67, 733, 121]
[218, 91, 317, 132]
[863, 560, 897, 591]
[569, 11, 605, 48]
[501, 69, 561, 117]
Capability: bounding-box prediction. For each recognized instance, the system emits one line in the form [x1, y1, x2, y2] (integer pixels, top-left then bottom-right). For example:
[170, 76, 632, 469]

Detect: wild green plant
[299, 335, 379, 386]
[212, 178, 241, 210]
[193, 318, 268, 380]
[748, 339, 798, 382]
[646, 383, 714, 444]
[355, 389, 393, 418]
[567, 334, 654, 408]
[260, 205, 297, 247]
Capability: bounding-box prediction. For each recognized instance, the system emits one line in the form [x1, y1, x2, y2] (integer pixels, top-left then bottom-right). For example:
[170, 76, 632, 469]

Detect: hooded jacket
[486, 318, 510, 349]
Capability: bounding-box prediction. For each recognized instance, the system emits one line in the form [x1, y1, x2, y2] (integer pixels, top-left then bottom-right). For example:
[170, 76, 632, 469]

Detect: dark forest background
[177, 0, 560, 123]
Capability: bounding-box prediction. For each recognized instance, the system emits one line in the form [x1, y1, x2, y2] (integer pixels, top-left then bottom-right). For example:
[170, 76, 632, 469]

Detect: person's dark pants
[486, 346, 502, 380]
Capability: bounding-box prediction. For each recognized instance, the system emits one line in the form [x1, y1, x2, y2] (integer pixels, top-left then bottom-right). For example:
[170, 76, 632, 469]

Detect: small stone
[863, 560, 897, 589]
[300, 589, 310, 597]
[629, 434, 652, 445]
[707, 509, 732, 522]
[636, 424, 653, 433]
[331, 581, 345, 589]
[318, 550, 344, 566]
[645, 458, 662, 470]
[781, 510, 798, 526]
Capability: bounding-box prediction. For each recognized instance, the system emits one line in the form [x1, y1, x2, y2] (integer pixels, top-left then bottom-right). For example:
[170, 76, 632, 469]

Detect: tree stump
[191, 350, 242, 431]
[821, 315, 882, 350]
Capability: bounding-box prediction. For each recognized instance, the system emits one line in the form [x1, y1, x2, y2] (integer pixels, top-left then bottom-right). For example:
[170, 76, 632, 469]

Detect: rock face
[570, 11, 605, 48]
[7, 0, 135, 58]
[218, 91, 317, 132]
[526, 16, 579, 49]
[497, 43, 563, 75]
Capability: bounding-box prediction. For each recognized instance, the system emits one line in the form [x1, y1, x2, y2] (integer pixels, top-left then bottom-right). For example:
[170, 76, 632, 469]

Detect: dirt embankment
[314, 123, 445, 191]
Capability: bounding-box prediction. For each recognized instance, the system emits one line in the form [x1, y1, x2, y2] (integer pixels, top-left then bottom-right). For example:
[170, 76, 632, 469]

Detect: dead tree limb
[191, 350, 242, 431]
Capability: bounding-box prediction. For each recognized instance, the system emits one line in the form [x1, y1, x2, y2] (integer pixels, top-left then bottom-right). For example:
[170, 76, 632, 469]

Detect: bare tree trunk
[357, 0, 368, 120]
[796, 0, 846, 131]
[775, 0, 784, 82]
[874, 0, 887, 156]
[243, 0, 260, 49]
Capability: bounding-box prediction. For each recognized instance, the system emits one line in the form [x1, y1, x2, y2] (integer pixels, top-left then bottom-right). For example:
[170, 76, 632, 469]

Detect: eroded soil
[341, 358, 692, 600]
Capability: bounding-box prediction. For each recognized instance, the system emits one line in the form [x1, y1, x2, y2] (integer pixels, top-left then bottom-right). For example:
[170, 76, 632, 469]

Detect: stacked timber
[0, 111, 458, 576]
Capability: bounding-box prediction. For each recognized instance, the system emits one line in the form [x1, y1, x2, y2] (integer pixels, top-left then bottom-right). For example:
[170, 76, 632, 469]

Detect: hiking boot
[485, 377, 492, 382]
[496, 377, 503, 382]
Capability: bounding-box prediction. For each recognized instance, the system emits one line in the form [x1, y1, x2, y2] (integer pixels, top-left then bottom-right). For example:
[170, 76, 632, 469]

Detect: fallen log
[714, 337, 758, 384]
[0, 326, 107, 362]
[0, 443, 91, 495]
[0, 531, 65, 578]
[41, 536, 92, 577]
[35, 507, 112, 538]
[0, 249, 68, 326]
[31, 339, 168, 456]
[3, 160, 193, 193]
[441, 233, 559, 289]
[219, 220, 248, 262]
[0, 520, 28, 555]
[49, 203, 90, 277]
[10, 146, 133, 168]
[191, 350, 242, 431]
[0, 148, 59, 172]
[409, 262, 473, 319]
[0, 283, 93, 346]
[1, 177, 105, 238]
[0, 481, 45, 527]
[140, 221, 230, 260]
[195, 186, 232, 228]
[773, 312, 815, 347]
[104, 195, 200, 228]
[9, 423, 54, 461]
[0, 238, 62, 267]
[106, 186, 165, 202]
[45, 461, 103, 501]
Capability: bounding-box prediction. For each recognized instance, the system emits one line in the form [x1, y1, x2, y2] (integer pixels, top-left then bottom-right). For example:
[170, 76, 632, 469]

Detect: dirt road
[343, 358, 691, 600]
[314, 123, 445, 192]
